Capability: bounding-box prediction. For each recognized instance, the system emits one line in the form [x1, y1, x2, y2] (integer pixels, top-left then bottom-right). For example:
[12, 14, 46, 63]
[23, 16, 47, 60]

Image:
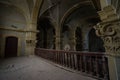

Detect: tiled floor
[0, 55, 96, 80]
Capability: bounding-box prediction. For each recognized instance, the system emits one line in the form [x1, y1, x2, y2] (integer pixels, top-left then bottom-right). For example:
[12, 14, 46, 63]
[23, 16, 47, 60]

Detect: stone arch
[60, 1, 92, 28]
[26, 0, 34, 14]
[60, 1, 97, 50]
[31, 0, 43, 26]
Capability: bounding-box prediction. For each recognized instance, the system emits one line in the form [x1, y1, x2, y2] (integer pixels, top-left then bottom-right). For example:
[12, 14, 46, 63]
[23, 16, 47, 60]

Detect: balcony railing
[35, 48, 109, 80]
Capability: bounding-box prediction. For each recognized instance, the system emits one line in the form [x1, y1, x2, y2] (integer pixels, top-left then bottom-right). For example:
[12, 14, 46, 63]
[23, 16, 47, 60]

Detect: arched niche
[88, 28, 105, 52]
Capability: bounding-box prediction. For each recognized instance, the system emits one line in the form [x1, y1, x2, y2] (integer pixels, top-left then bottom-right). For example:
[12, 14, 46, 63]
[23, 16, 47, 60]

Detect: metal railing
[35, 48, 109, 80]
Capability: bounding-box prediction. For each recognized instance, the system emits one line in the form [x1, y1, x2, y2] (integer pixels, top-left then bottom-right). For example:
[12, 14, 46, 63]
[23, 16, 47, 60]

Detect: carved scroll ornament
[94, 21, 120, 56]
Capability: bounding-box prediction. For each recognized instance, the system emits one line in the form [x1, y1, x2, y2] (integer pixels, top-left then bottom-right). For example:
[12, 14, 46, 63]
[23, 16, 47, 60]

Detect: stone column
[25, 22, 38, 55]
[81, 30, 89, 51]
[95, 6, 120, 80]
[55, 27, 61, 50]
[69, 29, 76, 51]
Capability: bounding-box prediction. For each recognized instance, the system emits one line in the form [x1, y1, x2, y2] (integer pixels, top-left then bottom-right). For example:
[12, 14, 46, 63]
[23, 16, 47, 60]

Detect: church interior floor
[0, 55, 96, 80]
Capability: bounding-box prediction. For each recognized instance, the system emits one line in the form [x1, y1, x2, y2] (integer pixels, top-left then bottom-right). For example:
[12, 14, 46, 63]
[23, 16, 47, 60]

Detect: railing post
[102, 56, 109, 80]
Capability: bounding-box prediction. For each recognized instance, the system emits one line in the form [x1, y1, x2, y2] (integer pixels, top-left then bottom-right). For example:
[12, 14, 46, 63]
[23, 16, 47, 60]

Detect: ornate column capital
[94, 20, 120, 56]
[94, 5, 120, 56]
[96, 6, 120, 80]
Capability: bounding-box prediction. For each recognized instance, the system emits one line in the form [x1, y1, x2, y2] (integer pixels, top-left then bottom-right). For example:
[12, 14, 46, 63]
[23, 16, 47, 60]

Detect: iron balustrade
[35, 48, 109, 80]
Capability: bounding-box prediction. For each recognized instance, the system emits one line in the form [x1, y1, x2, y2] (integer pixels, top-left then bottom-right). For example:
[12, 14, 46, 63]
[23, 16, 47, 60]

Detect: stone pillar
[55, 27, 61, 50]
[25, 22, 38, 55]
[100, 0, 108, 9]
[95, 6, 120, 80]
[69, 29, 76, 51]
[82, 31, 89, 51]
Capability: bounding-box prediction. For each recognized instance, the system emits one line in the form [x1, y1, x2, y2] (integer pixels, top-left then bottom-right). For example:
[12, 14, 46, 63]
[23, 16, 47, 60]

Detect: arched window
[88, 28, 105, 52]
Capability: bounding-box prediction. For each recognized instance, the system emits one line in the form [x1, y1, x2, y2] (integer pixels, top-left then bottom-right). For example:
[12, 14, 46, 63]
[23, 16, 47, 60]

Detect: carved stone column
[95, 5, 120, 80]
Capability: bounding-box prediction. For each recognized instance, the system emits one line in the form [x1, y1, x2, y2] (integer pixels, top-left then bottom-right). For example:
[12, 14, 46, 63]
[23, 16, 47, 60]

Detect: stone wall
[0, 28, 26, 58]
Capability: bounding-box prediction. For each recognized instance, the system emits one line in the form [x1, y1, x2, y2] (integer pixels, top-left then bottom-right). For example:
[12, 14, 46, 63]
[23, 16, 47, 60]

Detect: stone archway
[60, 1, 91, 28]
[60, 1, 99, 51]
[5, 37, 18, 58]
[31, 0, 43, 24]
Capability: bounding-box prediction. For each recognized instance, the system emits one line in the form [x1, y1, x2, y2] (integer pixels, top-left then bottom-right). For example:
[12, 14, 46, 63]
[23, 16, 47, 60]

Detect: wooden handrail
[35, 48, 109, 80]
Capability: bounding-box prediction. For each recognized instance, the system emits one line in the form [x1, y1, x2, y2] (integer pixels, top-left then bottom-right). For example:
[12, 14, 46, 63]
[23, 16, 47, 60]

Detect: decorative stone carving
[98, 5, 119, 22]
[64, 44, 70, 51]
[26, 40, 36, 46]
[94, 21, 120, 56]
[94, 5, 120, 56]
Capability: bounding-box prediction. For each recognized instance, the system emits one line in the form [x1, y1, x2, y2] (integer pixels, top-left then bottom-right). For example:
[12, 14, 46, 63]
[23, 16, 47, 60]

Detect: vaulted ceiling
[39, 0, 101, 28]
[0, 0, 34, 20]
[0, 0, 39, 29]
[39, 0, 101, 18]
[1, 0, 119, 29]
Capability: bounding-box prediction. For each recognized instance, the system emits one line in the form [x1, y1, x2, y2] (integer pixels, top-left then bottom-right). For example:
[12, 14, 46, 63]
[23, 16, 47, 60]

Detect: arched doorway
[5, 37, 18, 58]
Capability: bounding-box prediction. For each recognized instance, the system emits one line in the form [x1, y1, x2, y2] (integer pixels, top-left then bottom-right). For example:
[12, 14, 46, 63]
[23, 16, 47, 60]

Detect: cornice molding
[0, 27, 38, 33]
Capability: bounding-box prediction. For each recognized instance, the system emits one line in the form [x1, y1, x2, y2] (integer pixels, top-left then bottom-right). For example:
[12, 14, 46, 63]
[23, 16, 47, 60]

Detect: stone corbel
[26, 40, 36, 46]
